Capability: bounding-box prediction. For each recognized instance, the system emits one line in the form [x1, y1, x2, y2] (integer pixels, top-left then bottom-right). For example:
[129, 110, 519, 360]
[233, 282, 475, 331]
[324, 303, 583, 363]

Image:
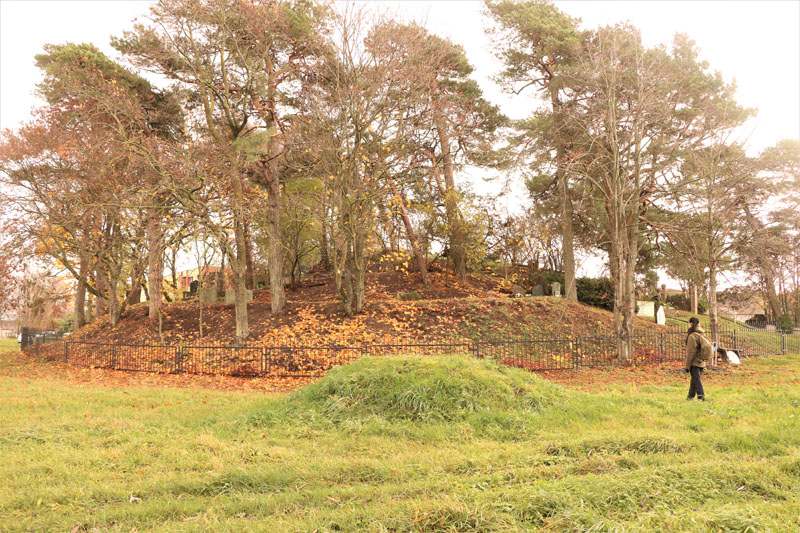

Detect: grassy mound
[288, 355, 564, 422]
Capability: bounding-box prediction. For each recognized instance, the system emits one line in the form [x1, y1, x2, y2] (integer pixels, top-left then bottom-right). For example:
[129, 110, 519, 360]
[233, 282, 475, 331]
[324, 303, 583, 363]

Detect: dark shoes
[686, 396, 706, 401]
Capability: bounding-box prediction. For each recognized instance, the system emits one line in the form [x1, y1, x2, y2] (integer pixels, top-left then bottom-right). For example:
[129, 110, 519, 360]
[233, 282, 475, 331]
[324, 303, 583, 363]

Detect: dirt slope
[70, 271, 666, 347]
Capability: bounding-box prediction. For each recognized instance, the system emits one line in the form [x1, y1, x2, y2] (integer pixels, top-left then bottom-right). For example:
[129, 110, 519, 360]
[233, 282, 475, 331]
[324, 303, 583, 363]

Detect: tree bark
[610, 237, 628, 361]
[377, 201, 397, 252]
[96, 267, 121, 327]
[266, 168, 286, 314]
[551, 84, 577, 301]
[760, 264, 782, 321]
[216, 250, 226, 299]
[231, 161, 250, 344]
[264, 60, 286, 315]
[708, 262, 719, 345]
[319, 223, 331, 271]
[95, 266, 107, 317]
[433, 106, 467, 280]
[391, 185, 429, 287]
[74, 253, 87, 329]
[244, 220, 255, 291]
[622, 210, 638, 360]
[126, 271, 142, 306]
[147, 210, 164, 322]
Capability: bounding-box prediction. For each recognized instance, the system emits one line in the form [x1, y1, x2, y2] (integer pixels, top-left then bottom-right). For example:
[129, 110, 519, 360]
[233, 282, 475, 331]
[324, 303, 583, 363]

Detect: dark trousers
[687, 366, 705, 399]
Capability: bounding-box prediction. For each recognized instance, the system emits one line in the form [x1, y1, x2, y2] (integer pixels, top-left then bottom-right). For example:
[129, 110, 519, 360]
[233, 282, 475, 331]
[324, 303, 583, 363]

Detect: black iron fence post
[111, 344, 117, 369]
[64, 340, 69, 363]
[573, 338, 581, 370]
[174, 346, 183, 373]
[781, 332, 786, 355]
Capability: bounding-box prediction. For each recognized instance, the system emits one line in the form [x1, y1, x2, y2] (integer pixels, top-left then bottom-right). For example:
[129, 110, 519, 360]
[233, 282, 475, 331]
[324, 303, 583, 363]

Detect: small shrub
[777, 313, 794, 333]
[397, 290, 423, 301]
[576, 277, 614, 310]
[666, 293, 707, 313]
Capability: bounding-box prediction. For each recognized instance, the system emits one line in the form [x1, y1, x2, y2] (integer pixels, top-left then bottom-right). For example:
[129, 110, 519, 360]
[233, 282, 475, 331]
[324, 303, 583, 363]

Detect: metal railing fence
[24, 324, 796, 378]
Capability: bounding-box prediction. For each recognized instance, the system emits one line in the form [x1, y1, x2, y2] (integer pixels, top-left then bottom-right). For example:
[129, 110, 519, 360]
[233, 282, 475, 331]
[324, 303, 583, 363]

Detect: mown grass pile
[1, 352, 799, 531]
[289, 355, 562, 422]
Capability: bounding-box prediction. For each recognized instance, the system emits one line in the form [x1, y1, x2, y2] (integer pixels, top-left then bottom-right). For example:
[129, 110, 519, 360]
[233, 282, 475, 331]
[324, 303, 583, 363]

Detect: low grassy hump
[289, 355, 564, 422]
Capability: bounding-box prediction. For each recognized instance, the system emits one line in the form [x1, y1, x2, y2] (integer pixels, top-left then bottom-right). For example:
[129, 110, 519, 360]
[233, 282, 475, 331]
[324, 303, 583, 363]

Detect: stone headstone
[655, 305, 666, 325]
[531, 284, 544, 296]
[636, 301, 655, 317]
[224, 289, 253, 304]
[512, 285, 525, 298]
[551, 281, 561, 298]
[200, 287, 218, 304]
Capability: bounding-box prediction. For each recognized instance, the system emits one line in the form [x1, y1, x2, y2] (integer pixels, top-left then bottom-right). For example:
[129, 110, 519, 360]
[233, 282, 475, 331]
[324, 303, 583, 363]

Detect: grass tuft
[286, 355, 564, 423]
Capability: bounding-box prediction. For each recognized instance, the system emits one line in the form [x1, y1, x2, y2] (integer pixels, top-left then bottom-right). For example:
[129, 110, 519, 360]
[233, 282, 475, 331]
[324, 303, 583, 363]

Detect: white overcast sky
[1, 0, 799, 284]
[2, 0, 798, 148]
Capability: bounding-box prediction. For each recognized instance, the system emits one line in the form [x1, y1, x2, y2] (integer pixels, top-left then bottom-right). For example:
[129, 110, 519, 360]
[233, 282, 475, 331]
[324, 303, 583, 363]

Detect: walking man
[685, 317, 712, 401]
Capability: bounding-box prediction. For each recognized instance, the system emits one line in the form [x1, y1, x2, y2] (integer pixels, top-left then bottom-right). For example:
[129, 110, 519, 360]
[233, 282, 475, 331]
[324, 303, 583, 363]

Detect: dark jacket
[685, 326, 709, 370]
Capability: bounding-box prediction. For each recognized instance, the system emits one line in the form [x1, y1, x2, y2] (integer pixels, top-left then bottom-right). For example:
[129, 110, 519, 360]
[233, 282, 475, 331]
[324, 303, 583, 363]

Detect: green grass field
[1, 351, 799, 531]
[0, 338, 19, 355]
[666, 310, 800, 355]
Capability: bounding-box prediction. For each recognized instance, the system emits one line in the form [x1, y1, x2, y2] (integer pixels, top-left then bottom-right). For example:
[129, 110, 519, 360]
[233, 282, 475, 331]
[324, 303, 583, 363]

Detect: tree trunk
[319, 224, 331, 271]
[433, 106, 466, 280]
[267, 169, 285, 314]
[389, 182, 429, 288]
[333, 219, 354, 316]
[217, 250, 226, 299]
[551, 85, 577, 301]
[611, 240, 627, 361]
[263, 63, 286, 315]
[560, 173, 577, 301]
[74, 254, 87, 330]
[708, 262, 719, 346]
[147, 211, 164, 322]
[690, 283, 698, 314]
[244, 221, 255, 291]
[622, 213, 638, 361]
[231, 234, 249, 344]
[97, 267, 120, 327]
[95, 266, 107, 317]
[762, 267, 782, 322]
[232, 248, 249, 344]
[607, 192, 630, 361]
[198, 292, 204, 338]
[377, 201, 397, 252]
[231, 161, 250, 343]
[108, 288, 121, 328]
[353, 221, 366, 314]
[126, 271, 142, 306]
